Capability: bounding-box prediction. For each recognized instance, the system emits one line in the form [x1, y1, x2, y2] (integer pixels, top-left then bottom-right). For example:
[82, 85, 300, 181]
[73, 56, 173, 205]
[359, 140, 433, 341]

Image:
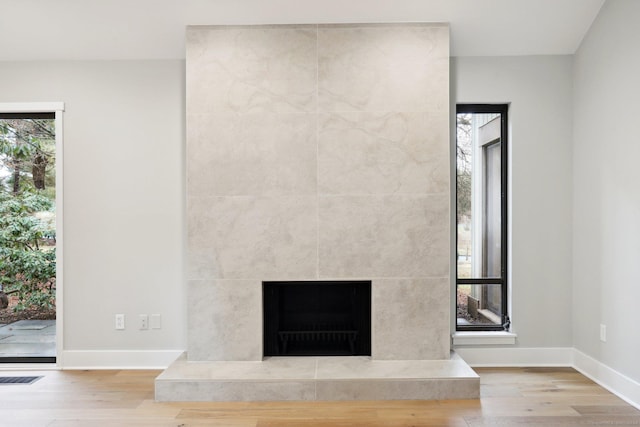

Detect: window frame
[455, 103, 509, 332]
[0, 102, 64, 364]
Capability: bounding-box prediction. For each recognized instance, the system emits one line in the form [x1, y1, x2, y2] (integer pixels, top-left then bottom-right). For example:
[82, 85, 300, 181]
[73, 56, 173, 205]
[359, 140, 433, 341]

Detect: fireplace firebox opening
[263, 281, 372, 357]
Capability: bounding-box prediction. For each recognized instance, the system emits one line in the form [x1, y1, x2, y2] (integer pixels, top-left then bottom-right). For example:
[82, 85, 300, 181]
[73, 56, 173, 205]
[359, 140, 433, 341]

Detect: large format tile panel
[318, 194, 449, 278]
[187, 196, 318, 280]
[157, 381, 316, 402]
[372, 278, 450, 360]
[315, 379, 477, 401]
[318, 112, 449, 195]
[187, 113, 317, 197]
[318, 23, 449, 113]
[188, 280, 262, 361]
[187, 25, 317, 114]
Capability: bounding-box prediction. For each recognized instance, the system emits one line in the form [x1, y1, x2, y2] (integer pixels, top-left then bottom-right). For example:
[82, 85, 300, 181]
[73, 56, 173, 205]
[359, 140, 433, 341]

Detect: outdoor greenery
[456, 113, 472, 224]
[0, 118, 56, 313]
[456, 113, 473, 279]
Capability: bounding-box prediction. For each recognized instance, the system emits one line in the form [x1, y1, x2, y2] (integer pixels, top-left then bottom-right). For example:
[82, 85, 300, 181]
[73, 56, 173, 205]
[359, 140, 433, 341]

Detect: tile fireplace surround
[156, 22, 480, 401]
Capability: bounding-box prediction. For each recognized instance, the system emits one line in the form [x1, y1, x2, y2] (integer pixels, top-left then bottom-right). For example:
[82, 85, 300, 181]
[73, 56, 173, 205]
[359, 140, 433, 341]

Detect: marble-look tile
[156, 352, 480, 401]
[315, 356, 478, 379]
[187, 25, 317, 114]
[315, 378, 479, 401]
[187, 196, 318, 280]
[186, 248, 219, 281]
[156, 380, 317, 402]
[183, 24, 454, 372]
[188, 280, 262, 361]
[160, 354, 318, 380]
[373, 278, 450, 360]
[318, 112, 448, 194]
[318, 24, 449, 112]
[187, 113, 317, 197]
[318, 195, 449, 278]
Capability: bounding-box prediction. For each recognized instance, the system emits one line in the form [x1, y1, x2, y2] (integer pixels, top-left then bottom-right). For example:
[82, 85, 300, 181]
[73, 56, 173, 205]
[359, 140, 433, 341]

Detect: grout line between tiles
[315, 24, 320, 281]
[315, 356, 319, 400]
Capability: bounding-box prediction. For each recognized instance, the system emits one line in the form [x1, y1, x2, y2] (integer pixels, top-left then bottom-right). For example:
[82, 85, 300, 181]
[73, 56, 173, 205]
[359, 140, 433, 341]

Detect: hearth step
[155, 352, 481, 402]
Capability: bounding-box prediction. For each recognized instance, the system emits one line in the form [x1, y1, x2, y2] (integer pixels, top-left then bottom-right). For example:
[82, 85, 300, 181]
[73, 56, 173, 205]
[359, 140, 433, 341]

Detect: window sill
[452, 331, 517, 346]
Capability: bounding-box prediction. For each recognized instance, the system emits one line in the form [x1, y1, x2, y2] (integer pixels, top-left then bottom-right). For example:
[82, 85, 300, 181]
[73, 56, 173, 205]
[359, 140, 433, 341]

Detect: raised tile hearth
[156, 352, 479, 401]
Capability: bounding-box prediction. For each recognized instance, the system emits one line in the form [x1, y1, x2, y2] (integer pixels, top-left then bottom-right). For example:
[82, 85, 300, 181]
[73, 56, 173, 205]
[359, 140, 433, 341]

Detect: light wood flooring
[0, 367, 639, 426]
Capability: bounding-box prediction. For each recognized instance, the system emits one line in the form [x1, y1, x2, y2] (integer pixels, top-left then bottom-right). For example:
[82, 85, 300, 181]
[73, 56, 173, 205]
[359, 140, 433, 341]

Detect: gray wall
[0, 61, 186, 358]
[573, 0, 640, 381]
[452, 55, 574, 348]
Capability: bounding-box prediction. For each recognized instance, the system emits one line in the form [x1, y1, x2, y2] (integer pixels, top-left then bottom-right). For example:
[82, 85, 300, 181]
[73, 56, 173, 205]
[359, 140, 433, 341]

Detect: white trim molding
[573, 349, 640, 411]
[0, 364, 59, 371]
[452, 331, 517, 346]
[455, 347, 574, 367]
[61, 350, 183, 370]
[54, 108, 64, 368]
[0, 102, 65, 113]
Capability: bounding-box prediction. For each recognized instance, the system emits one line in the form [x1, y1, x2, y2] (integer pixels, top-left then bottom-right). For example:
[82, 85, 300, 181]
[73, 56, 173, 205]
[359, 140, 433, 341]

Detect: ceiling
[0, 0, 605, 61]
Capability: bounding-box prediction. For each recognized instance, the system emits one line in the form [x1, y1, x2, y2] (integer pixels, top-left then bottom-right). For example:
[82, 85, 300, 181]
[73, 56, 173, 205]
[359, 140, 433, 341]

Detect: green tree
[456, 113, 472, 222]
[0, 191, 56, 311]
[0, 119, 55, 194]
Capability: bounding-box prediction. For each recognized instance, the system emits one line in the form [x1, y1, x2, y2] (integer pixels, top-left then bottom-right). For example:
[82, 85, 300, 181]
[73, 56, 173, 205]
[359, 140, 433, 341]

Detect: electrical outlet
[150, 314, 162, 329]
[139, 314, 149, 330]
[115, 314, 125, 330]
[600, 324, 607, 342]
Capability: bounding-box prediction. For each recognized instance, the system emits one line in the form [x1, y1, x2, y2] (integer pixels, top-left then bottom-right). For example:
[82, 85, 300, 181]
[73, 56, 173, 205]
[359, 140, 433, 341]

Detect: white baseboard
[60, 350, 183, 370]
[573, 349, 640, 410]
[455, 347, 574, 367]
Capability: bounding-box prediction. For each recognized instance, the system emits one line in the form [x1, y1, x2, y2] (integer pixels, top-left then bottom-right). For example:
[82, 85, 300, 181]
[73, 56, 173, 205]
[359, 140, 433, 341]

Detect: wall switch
[600, 324, 607, 342]
[150, 314, 162, 329]
[115, 314, 125, 330]
[139, 314, 149, 330]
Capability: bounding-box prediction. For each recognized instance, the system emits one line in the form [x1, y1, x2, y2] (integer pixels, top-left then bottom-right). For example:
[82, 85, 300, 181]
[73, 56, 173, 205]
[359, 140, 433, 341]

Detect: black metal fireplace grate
[278, 324, 358, 354]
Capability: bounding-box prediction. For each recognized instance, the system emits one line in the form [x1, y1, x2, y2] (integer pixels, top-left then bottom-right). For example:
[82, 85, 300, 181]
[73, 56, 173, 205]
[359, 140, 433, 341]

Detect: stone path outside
[0, 319, 55, 358]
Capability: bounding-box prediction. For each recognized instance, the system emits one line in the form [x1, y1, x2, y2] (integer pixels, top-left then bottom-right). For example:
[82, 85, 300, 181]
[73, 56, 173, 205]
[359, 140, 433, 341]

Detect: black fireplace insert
[263, 281, 371, 356]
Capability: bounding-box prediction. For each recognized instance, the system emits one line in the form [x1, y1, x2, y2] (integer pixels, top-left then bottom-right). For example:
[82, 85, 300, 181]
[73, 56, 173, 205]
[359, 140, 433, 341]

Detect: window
[456, 104, 508, 331]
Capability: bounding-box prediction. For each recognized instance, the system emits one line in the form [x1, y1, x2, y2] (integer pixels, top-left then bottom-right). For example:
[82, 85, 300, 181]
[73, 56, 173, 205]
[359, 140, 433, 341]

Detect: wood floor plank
[572, 404, 640, 415]
[0, 367, 637, 426]
[465, 414, 640, 426]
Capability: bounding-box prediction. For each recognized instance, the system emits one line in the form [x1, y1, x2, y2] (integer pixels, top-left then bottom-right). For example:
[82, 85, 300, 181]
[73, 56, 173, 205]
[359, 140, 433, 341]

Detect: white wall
[0, 61, 186, 365]
[452, 55, 574, 348]
[573, 0, 640, 382]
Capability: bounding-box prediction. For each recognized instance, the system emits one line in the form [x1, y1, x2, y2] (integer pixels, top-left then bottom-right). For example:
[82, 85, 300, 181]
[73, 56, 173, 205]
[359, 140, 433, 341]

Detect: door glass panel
[0, 114, 57, 361]
[456, 113, 502, 279]
[457, 284, 502, 327]
[483, 141, 501, 278]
